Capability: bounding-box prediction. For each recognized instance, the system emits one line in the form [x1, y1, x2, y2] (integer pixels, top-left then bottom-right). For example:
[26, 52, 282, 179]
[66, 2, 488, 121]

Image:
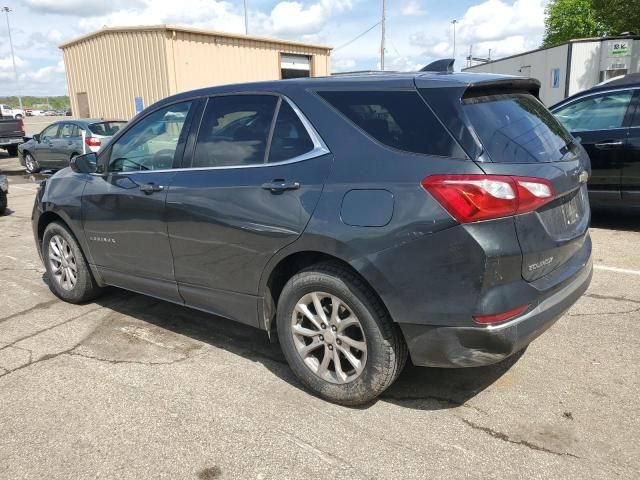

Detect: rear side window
[318, 90, 466, 158]
[193, 95, 278, 168]
[268, 101, 314, 163]
[89, 121, 127, 136]
[464, 92, 574, 163]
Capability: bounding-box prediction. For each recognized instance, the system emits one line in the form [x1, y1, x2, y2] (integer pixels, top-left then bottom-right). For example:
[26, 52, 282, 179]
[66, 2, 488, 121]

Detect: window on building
[193, 95, 278, 168]
[319, 90, 466, 158]
[109, 101, 192, 172]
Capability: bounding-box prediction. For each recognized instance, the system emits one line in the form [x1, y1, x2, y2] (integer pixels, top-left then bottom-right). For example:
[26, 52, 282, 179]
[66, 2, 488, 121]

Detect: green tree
[542, 0, 610, 47]
[592, 0, 640, 35]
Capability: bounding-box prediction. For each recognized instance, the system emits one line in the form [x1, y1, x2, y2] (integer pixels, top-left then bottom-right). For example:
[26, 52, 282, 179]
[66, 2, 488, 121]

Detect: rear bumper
[1, 138, 22, 147]
[400, 257, 593, 368]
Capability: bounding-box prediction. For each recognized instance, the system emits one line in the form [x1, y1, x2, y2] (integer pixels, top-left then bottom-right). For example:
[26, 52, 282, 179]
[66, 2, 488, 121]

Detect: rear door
[454, 88, 591, 281]
[553, 89, 635, 204]
[166, 93, 332, 326]
[55, 123, 83, 167]
[622, 89, 640, 205]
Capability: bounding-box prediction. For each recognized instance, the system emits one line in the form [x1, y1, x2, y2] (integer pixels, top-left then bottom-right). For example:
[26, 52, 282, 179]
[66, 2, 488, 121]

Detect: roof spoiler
[464, 78, 542, 99]
[420, 59, 455, 73]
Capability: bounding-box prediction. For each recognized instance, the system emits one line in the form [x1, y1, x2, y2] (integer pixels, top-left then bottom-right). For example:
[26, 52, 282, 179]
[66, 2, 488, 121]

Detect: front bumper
[400, 258, 593, 368]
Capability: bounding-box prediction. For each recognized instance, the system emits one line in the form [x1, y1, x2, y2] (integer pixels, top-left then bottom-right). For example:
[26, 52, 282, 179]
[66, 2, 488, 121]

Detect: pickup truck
[0, 116, 25, 156]
[0, 104, 25, 119]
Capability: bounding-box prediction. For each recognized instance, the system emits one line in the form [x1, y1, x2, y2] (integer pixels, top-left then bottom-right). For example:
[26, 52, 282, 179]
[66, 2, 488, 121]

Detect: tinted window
[89, 121, 127, 136]
[464, 92, 574, 163]
[59, 123, 80, 138]
[109, 102, 192, 172]
[41, 124, 59, 140]
[193, 95, 278, 168]
[318, 90, 465, 158]
[554, 91, 633, 131]
[268, 101, 314, 163]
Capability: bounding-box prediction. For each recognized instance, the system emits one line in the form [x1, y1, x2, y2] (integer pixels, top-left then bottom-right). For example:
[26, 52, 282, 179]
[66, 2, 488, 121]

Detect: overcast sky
[0, 0, 548, 96]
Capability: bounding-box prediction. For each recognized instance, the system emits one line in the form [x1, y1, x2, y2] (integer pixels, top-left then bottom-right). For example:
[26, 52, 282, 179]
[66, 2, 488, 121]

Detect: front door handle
[262, 179, 300, 192]
[139, 183, 164, 194]
[595, 140, 624, 149]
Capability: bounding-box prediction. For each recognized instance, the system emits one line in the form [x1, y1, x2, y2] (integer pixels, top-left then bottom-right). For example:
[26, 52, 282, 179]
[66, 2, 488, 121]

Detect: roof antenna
[420, 59, 455, 73]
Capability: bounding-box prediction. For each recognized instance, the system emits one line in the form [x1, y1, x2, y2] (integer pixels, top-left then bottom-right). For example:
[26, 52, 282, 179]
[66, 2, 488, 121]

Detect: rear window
[89, 121, 126, 136]
[318, 90, 466, 158]
[463, 91, 575, 163]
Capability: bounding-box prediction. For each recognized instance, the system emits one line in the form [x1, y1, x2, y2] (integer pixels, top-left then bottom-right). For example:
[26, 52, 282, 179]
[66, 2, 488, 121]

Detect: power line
[333, 21, 381, 51]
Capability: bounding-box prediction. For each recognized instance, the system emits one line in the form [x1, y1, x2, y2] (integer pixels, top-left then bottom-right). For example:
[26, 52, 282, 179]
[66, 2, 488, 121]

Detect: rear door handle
[262, 179, 300, 192]
[139, 183, 164, 194]
[595, 140, 624, 149]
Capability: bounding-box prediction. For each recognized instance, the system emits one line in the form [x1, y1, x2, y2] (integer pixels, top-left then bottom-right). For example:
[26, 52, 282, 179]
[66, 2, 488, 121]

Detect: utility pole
[380, 0, 386, 71]
[243, 0, 249, 35]
[451, 19, 458, 60]
[2, 6, 23, 111]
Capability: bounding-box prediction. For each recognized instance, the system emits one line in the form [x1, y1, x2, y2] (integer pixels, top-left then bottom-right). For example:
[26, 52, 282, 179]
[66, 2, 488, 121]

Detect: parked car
[0, 116, 24, 156]
[551, 73, 640, 209]
[0, 174, 7, 215]
[32, 72, 593, 405]
[18, 119, 126, 173]
[0, 104, 25, 119]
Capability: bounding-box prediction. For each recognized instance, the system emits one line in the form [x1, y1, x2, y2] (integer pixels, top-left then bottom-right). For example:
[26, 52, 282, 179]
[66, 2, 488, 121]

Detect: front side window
[193, 95, 278, 168]
[318, 90, 466, 158]
[109, 102, 192, 172]
[554, 90, 633, 132]
[41, 124, 60, 140]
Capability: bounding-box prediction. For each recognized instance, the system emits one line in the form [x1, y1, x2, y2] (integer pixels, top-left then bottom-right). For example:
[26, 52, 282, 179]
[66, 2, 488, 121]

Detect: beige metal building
[60, 25, 332, 119]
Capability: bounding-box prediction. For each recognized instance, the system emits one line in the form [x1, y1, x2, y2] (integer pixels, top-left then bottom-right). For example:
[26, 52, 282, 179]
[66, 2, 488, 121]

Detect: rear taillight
[473, 304, 529, 324]
[18, 118, 24, 134]
[421, 174, 554, 224]
[85, 136, 101, 147]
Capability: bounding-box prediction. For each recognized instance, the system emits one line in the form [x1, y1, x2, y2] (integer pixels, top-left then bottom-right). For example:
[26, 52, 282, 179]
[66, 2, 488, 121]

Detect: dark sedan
[18, 119, 126, 173]
[551, 73, 640, 209]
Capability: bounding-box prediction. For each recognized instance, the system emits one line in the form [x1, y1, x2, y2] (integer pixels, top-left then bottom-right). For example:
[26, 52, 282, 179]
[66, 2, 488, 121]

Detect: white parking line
[9, 185, 38, 191]
[595, 265, 640, 276]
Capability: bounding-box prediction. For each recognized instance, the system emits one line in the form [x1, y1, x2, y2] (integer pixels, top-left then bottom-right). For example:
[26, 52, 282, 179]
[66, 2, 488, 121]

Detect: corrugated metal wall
[62, 28, 331, 120]
[63, 30, 171, 120]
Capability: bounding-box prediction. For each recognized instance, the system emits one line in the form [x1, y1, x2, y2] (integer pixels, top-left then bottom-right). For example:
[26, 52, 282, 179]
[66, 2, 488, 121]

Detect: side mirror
[33, 133, 41, 143]
[70, 152, 97, 174]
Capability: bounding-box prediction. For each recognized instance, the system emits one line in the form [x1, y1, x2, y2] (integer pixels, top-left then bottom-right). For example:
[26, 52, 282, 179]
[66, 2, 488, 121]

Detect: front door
[34, 123, 61, 168]
[167, 94, 332, 326]
[82, 100, 195, 302]
[554, 89, 635, 205]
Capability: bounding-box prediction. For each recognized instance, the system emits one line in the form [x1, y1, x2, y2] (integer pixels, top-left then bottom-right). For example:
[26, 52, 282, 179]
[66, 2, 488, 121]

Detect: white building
[463, 35, 640, 105]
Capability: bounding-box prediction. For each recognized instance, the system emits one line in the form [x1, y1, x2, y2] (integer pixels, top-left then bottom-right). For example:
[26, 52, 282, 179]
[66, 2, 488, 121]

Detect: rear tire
[42, 222, 103, 303]
[24, 153, 40, 173]
[6, 145, 18, 157]
[276, 262, 407, 405]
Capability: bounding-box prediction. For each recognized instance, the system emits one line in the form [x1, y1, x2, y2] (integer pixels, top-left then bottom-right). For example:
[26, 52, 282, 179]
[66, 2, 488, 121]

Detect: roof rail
[420, 59, 455, 73]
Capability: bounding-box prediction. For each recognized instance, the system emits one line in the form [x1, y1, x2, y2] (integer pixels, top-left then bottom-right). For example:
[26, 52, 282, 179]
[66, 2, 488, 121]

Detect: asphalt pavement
[0, 151, 638, 479]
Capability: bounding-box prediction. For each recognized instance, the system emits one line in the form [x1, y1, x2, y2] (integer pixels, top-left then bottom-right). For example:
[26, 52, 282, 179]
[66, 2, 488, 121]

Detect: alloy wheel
[291, 292, 367, 384]
[48, 234, 78, 291]
[25, 154, 36, 172]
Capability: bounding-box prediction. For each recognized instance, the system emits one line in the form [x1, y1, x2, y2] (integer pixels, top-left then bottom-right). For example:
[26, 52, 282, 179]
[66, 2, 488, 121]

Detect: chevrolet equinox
[32, 72, 593, 405]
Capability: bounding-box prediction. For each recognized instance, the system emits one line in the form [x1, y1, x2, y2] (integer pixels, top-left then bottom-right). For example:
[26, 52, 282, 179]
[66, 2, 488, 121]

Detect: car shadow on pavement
[591, 208, 640, 232]
[92, 287, 520, 411]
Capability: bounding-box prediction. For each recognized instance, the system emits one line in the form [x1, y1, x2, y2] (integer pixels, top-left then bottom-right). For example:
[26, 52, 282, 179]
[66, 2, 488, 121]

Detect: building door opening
[281, 54, 311, 79]
[76, 92, 90, 118]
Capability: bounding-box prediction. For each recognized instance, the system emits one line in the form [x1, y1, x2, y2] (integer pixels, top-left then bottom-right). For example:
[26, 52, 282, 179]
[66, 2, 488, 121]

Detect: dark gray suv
[32, 72, 593, 404]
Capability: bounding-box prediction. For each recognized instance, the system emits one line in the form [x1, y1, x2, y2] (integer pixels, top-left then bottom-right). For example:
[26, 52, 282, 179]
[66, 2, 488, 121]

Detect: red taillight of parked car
[421, 174, 555, 224]
[473, 304, 530, 324]
[85, 136, 101, 148]
[18, 118, 24, 135]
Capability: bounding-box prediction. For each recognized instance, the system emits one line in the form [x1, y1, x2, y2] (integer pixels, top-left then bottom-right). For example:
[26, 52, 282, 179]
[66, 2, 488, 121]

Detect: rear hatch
[420, 80, 590, 282]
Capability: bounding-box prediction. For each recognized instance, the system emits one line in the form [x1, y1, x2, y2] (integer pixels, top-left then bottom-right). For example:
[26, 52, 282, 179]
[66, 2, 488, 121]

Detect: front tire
[6, 145, 18, 157]
[24, 153, 40, 173]
[42, 222, 102, 303]
[277, 262, 407, 405]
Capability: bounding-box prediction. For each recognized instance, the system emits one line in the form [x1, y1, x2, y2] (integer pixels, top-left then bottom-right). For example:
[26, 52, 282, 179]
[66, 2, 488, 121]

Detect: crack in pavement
[460, 418, 580, 459]
[65, 350, 202, 367]
[568, 305, 640, 317]
[0, 299, 59, 325]
[382, 392, 487, 415]
[584, 293, 640, 305]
